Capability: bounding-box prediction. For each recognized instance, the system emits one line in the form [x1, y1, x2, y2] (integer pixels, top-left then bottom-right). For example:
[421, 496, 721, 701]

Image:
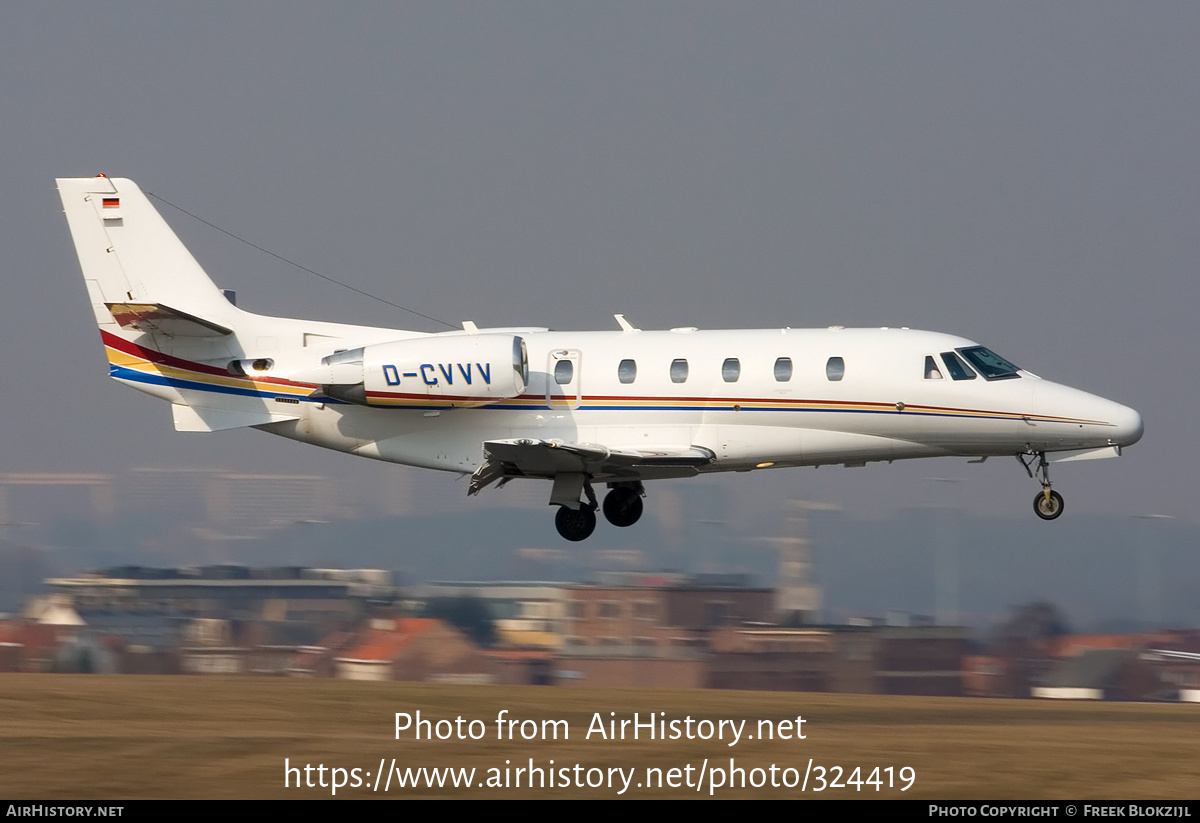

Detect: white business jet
[58, 176, 1144, 541]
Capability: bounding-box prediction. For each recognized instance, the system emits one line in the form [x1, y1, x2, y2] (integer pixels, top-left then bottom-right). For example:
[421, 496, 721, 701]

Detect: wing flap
[468, 438, 714, 495]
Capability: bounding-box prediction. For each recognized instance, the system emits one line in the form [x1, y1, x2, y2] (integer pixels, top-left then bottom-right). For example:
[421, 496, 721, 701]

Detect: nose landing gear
[1019, 451, 1064, 521]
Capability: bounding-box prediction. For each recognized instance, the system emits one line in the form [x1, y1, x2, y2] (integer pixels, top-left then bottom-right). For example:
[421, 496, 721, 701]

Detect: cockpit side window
[958, 346, 1021, 380]
[924, 356, 943, 380]
[940, 351, 976, 381]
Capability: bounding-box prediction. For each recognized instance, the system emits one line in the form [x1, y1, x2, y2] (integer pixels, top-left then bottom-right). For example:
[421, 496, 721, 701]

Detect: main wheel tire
[1033, 489, 1064, 521]
[555, 505, 597, 541]
[602, 488, 644, 527]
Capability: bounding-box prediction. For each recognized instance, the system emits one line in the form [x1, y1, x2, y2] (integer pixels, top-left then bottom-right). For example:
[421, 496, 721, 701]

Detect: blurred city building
[6, 563, 1199, 700]
[964, 630, 1200, 700]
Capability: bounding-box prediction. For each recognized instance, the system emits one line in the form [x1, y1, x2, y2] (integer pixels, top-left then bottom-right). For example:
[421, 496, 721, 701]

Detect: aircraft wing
[468, 438, 715, 495]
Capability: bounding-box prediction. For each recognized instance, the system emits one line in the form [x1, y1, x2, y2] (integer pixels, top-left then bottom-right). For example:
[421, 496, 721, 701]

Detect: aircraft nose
[1111, 402, 1144, 447]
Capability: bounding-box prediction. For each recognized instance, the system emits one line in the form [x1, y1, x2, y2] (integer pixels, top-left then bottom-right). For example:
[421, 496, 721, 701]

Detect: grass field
[0, 674, 1197, 799]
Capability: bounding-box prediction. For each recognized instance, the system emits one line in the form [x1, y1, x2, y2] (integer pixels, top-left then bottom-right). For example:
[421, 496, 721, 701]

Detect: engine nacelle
[320, 334, 528, 408]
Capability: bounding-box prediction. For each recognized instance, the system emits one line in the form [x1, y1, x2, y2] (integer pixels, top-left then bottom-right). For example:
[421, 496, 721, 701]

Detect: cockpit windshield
[957, 346, 1021, 380]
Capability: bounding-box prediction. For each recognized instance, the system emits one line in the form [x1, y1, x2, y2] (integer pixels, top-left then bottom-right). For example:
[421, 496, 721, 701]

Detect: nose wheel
[1034, 489, 1064, 520]
[1019, 451, 1065, 521]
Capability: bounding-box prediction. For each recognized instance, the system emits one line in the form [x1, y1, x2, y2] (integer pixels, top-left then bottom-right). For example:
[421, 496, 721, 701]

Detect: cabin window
[826, 356, 845, 382]
[618, 359, 637, 384]
[958, 346, 1021, 380]
[940, 351, 976, 381]
[670, 359, 689, 383]
[774, 357, 793, 382]
[722, 358, 740, 382]
[554, 359, 574, 385]
[924, 356, 944, 380]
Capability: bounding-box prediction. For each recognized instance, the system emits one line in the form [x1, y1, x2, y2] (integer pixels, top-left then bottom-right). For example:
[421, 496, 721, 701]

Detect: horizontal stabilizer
[172, 403, 299, 432]
[107, 302, 232, 338]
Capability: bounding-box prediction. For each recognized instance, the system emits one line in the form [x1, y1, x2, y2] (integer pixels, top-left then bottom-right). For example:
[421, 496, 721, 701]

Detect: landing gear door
[546, 349, 582, 410]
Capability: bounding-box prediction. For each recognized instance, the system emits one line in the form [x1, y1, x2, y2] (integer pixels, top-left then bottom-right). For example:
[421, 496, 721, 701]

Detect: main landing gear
[602, 482, 644, 528]
[1019, 451, 1065, 521]
[554, 505, 597, 542]
[553, 480, 645, 541]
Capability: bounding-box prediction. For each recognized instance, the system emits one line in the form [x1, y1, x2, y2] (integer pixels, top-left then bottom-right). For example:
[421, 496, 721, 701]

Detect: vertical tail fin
[56, 176, 242, 335]
[57, 176, 307, 431]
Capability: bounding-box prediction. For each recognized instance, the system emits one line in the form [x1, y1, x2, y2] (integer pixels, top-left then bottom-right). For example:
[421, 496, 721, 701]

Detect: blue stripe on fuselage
[109, 364, 332, 403]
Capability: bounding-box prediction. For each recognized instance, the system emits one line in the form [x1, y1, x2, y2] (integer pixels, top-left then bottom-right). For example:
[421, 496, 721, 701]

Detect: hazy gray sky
[7, 3, 1199, 533]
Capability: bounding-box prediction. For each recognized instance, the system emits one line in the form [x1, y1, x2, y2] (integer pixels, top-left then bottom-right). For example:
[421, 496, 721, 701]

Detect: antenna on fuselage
[614, 314, 640, 332]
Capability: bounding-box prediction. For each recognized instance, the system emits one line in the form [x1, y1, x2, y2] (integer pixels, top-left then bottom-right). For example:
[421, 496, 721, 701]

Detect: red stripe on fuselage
[100, 329, 318, 389]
